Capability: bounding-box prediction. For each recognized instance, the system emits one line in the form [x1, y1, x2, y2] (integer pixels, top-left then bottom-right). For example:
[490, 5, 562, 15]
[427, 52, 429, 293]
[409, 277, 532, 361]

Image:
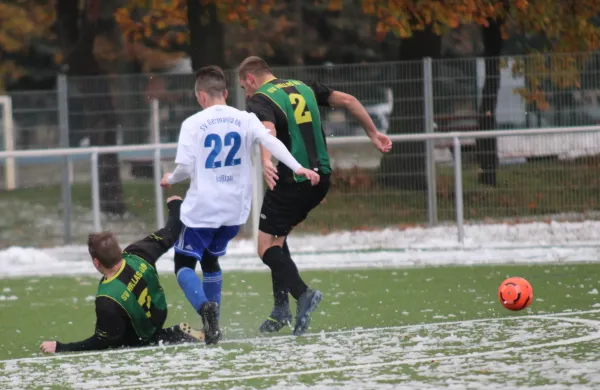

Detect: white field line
[3, 308, 600, 365]
[109, 315, 600, 390]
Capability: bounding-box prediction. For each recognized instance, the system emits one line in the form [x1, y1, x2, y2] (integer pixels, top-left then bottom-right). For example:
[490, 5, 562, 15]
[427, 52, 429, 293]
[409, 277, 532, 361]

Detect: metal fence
[0, 125, 599, 248]
[1, 53, 600, 247]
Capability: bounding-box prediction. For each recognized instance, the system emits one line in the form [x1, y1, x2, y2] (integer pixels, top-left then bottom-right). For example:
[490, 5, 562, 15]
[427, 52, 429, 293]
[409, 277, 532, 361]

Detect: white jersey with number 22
[174, 104, 301, 229]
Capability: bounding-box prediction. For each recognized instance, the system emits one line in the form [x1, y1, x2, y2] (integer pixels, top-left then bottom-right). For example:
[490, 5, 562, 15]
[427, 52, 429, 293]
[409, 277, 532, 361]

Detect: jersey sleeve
[174, 122, 196, 166]
[247, 94, 278, 124]
[55, 297, 127, 352]
[306, 81, 334, 107]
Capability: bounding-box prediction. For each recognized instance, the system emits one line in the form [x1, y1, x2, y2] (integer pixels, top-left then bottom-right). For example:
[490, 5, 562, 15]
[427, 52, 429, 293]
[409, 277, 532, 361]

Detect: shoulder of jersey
[182, 109, 215, 126]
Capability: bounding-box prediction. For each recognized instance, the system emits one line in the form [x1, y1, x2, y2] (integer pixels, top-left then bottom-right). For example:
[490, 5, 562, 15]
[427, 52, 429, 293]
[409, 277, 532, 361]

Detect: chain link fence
[1, 53, 600, 246]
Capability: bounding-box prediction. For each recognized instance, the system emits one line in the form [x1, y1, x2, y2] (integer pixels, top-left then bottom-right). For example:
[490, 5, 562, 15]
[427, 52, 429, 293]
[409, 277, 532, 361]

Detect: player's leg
[257, 188, 296, 333]
[202, 225, 241, 319]
[154, 323, 204, 345]
[173, 227, 220, 345]
[122, 197, 183, 268]
[259, 176, 331, 336]
[199, 250, 222, 318]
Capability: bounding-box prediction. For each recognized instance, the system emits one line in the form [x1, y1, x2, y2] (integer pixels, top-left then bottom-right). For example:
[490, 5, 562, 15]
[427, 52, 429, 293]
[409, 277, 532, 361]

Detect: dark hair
[195, 65, 227, 97]
[238, 56, 272, 78]
[88, 232, 122, 268]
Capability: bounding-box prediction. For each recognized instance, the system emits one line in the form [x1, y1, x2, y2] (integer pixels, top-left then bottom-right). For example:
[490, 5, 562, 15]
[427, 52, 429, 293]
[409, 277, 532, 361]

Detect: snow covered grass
[2, 264, 600, 389]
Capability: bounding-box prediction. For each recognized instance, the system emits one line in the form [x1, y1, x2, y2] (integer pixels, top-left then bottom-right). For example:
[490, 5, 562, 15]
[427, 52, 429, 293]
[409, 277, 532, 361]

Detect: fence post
[57, 74, 72, 244]
[91, 151, 102, 232]
[151, 99, 165, 229]
[1, 96, 16, 191]
[453, 136, 464, 243]
[423, 57, 438, 226]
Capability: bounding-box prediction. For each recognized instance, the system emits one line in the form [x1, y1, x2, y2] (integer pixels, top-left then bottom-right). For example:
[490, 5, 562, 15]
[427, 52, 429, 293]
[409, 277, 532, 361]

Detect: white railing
[0, 125, 599, 245]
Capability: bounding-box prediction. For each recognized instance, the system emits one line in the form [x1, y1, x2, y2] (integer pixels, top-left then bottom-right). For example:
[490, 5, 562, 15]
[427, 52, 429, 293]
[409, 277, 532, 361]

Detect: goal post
[0, 96, 15, 190]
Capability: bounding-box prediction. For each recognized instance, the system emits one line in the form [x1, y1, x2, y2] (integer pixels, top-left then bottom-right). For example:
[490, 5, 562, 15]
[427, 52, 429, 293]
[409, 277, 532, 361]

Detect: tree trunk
[477, 19, 503, 187]
[56, 0, 126, 215]
[187, 1, 225, 69]
[379, 29, 441, 190]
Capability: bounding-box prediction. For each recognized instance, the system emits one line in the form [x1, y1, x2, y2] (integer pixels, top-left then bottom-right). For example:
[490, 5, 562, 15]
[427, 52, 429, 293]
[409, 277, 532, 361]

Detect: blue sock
[203, 270, 223, 315]
[176, 267, 207, 313]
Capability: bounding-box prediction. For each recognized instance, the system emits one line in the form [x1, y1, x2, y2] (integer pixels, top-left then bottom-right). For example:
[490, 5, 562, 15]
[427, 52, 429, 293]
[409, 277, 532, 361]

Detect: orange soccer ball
[498, 277, 534, 311]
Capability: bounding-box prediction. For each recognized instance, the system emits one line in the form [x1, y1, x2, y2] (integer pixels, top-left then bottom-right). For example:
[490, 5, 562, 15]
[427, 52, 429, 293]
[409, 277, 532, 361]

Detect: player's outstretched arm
[40, 298, 127, 353]
[327, 91, 392, 154]
[161, 164, 192, 188]
[122, 196, 183, 268]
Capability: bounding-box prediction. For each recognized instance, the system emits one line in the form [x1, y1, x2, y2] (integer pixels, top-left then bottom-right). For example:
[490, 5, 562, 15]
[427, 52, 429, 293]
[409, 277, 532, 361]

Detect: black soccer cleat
[259, 305, 293, 333]
[293, 289, 323, 336]
[199, 301, 221, 345]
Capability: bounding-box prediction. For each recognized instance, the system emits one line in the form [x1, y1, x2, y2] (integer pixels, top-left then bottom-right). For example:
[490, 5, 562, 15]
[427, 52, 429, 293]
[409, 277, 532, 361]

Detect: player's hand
[40, 341, 57, 354]
[262, 160, 279, 190]
[167, 195, 182, 203]
[370, 131, 392, 153]
[295, 168, 320, 186]
[160, 173, 172, 188]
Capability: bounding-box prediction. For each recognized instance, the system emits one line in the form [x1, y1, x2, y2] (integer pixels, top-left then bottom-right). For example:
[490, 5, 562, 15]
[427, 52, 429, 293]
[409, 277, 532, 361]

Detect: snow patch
[0, 221, 599, 278]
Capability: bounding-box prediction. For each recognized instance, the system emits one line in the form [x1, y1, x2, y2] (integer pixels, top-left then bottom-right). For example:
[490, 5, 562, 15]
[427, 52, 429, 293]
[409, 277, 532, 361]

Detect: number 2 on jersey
[138, 287, 152, 318]
[289, 93, 312, 124]
[205, 132, 242, 169]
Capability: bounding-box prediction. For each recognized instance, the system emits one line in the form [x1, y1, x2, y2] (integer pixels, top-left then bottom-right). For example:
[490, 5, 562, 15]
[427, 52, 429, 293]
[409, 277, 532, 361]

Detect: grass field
[2, 263, 600, 389]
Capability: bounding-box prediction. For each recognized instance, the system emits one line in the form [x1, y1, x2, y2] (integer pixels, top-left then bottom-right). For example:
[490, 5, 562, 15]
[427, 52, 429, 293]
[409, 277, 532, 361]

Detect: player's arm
[122, 197, 183, 268]
[41, 297, 127, 353]
[309, 81, 392, 153]
[249, 114, 320, 186]
[247, 96, 280, 190]
[161, 122, 195, 188]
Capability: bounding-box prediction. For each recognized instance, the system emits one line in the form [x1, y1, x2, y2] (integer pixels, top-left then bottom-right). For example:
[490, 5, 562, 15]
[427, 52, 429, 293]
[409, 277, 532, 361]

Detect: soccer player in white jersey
[160, 66, 319, 345]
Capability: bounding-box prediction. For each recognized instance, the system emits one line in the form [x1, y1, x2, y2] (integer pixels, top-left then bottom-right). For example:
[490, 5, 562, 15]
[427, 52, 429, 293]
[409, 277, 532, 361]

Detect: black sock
[275, 240, 292, 307]
[262, 246, 289, 308]
[262, 245, 308, 302]
[283, 253, 308, 300]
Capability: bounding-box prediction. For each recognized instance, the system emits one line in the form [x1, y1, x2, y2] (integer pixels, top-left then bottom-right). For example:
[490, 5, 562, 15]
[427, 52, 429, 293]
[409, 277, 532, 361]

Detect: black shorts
[259, 174, 331, 237]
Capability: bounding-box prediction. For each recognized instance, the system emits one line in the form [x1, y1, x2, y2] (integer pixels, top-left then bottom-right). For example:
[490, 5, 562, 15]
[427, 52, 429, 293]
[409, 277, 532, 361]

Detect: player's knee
[257, 232, 284, 258]
[261, 245, 283, 269]
[174, 252, 197, 275]
[200, 251, 221, 273]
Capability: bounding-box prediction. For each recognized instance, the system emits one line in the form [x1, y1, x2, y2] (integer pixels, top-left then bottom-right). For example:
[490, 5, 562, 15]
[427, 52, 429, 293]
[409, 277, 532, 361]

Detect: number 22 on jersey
[204, 131, 242, 169]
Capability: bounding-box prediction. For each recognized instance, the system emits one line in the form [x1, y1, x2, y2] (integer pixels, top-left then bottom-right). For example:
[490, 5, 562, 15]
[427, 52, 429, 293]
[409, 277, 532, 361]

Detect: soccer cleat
[179, 322, 205, 342]
[293, 289, 323, 336]
[199, 301, 221, 345]
[259, 306, 293, 333]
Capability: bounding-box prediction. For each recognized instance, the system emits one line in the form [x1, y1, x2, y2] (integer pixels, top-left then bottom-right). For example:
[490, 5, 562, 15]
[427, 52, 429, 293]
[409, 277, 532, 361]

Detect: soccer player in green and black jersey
[238, 56, 392, 336]
[39, 196, 207, 354]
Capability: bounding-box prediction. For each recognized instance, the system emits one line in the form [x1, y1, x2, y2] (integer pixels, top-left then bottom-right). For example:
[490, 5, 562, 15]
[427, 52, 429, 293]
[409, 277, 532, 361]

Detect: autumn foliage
[0, 0, 56, 90]
[3, 0, 600, 107]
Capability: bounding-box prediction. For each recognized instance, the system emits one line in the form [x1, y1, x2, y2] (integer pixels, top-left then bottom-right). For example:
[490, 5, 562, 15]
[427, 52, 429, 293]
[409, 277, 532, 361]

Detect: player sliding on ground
[40, 196, 205, 354]
[238, 56, 393, 336]
[160, 65, 320, 345]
